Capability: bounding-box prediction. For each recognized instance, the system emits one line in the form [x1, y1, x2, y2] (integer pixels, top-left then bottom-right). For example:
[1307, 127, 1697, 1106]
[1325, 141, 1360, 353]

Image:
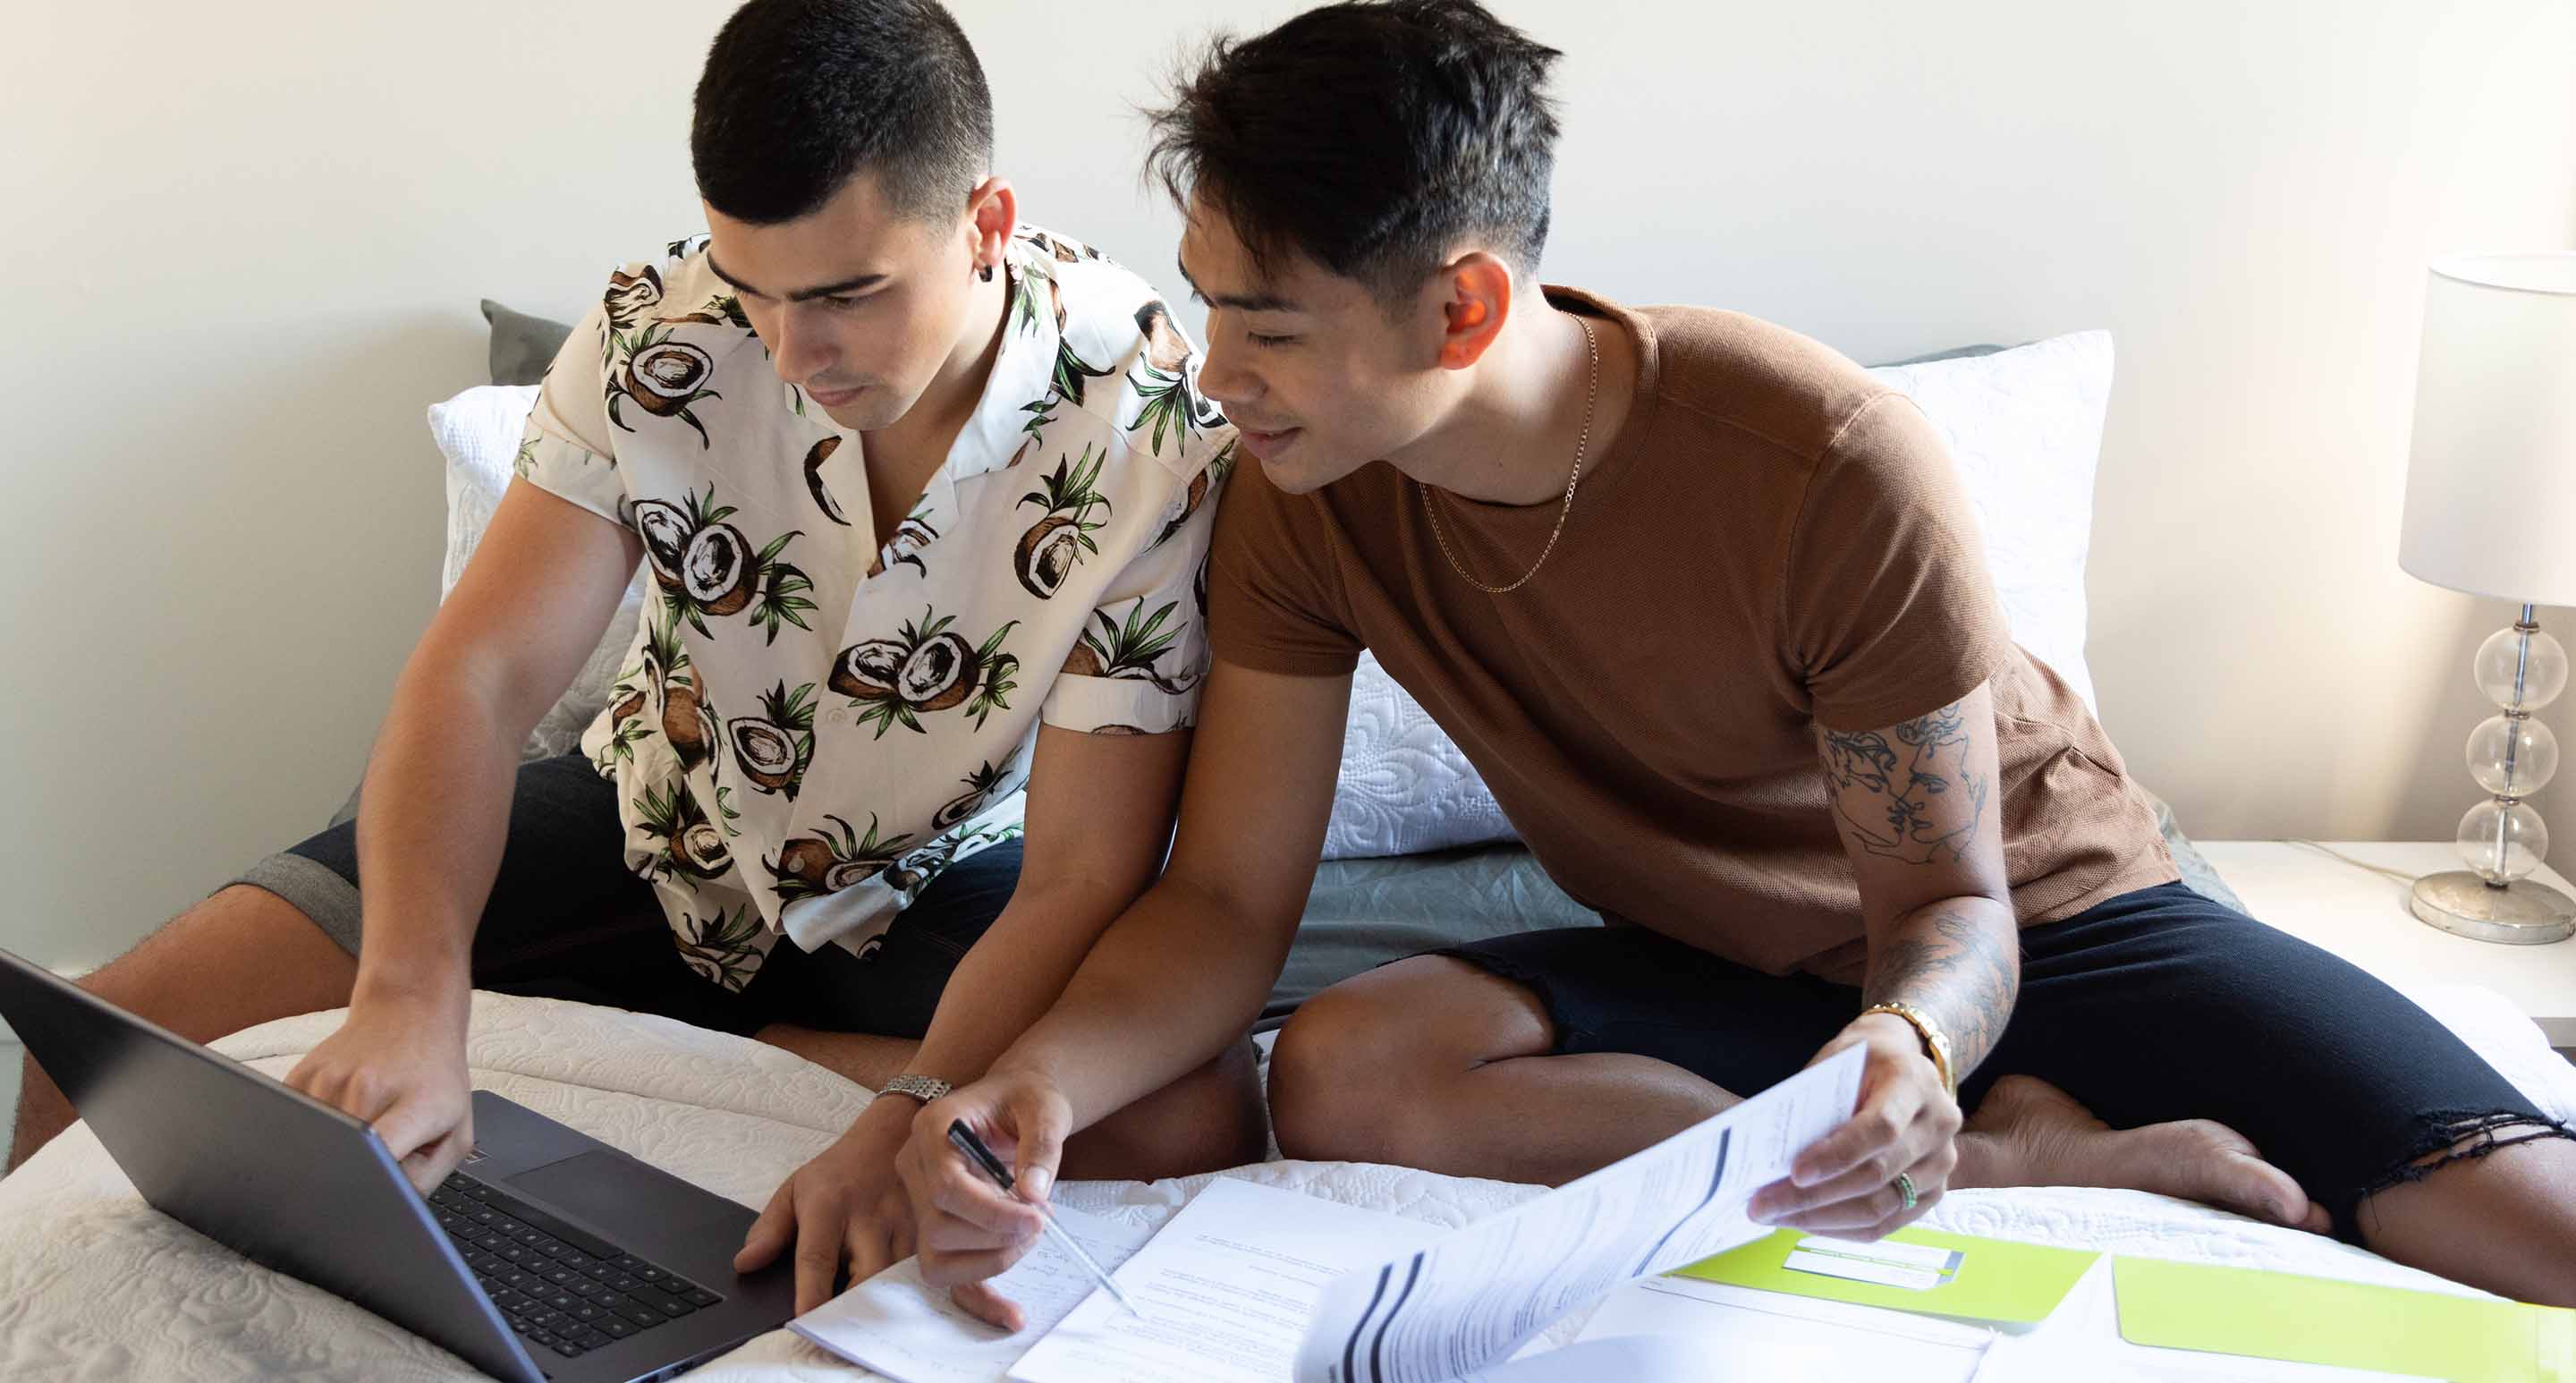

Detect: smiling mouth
[1239, 426, 1301, 459]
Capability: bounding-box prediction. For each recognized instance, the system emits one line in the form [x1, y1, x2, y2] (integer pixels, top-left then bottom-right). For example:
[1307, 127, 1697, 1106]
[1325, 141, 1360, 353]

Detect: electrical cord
[2286, 838, 2422, 886]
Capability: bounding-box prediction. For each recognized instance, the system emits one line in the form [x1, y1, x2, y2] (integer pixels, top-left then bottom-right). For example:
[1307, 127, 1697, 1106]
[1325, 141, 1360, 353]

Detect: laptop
[0, 945, 797, 1382]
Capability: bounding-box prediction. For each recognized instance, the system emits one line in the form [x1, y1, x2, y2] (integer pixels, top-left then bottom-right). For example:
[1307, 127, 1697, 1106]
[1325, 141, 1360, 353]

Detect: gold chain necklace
[1419, 317, 1598, 595]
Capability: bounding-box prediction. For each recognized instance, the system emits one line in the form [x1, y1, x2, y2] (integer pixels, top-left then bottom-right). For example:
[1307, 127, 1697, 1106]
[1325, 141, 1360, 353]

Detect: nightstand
[2195, 841, 2576, 1051]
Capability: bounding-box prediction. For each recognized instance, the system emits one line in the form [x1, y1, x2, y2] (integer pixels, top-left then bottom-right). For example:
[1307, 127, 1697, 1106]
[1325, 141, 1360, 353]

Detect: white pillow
[1865, 332, 2109, 713]
[1314, 331, 2113, 861]
[428, 385, 647, 761]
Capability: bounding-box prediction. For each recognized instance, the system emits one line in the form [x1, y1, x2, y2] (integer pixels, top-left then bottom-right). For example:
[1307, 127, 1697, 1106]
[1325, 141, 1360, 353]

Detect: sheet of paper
[1970, 1260, 2443, 1383]
[1009, 1178, 1441, 1383]
[1448, 1333, 1724, 1381]
[1575, 1271, 1993, 1382]
[2112, 1255, 2569, 1382]
[790, 1201, 1156, 1383]
[1292, 1042, 1866, 1383]
[1674, 1226, 2097, 1324]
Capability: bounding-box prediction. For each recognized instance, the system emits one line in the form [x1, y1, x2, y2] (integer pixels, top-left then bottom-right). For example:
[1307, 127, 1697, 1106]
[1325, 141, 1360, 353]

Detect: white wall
[3, 4, 710, 973]
[4, 1, 2572, 972]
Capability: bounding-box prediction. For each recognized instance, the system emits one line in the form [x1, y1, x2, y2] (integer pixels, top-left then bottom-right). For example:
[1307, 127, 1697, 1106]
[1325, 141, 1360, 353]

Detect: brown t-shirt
[1208, 290, 2178, 982]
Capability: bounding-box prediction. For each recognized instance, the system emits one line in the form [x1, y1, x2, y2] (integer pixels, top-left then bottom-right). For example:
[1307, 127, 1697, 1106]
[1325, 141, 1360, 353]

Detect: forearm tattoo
[1866, 899, 2021, 1075]
[1818, 697, 1991, 865]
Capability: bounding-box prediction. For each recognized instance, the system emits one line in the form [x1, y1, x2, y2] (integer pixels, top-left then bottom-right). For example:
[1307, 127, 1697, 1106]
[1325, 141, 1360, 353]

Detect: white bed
[1, 980, 2565, 1380]
[5, 328, 2545, 1377]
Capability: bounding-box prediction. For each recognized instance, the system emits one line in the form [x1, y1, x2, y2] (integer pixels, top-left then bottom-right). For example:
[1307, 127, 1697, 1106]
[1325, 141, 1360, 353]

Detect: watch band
[1860, 1001, 1958, 1100]
[880, 1073, 953, 1105]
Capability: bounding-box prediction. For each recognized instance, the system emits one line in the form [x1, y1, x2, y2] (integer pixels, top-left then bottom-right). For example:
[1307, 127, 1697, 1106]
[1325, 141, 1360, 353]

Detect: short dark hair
[692, 0, 994, 225]
[1145, 0, 1563, 300]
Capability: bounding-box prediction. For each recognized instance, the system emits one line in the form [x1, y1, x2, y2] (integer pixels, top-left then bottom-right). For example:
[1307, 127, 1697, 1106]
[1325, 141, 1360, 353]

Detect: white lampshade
[2399, 252, 2576, 608]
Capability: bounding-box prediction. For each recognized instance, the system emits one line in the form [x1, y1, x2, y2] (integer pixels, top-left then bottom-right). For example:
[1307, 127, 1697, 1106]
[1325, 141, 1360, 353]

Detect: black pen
[946, 1120, 1140, 1319]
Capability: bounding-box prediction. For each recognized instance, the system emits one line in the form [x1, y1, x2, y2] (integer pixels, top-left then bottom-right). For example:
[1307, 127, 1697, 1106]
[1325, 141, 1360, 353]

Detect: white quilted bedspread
[4, 983, 2567, 1380]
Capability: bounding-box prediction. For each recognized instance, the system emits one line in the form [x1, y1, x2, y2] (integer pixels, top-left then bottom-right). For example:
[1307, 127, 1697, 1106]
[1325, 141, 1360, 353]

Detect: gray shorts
[226, 753, 1021, 1038]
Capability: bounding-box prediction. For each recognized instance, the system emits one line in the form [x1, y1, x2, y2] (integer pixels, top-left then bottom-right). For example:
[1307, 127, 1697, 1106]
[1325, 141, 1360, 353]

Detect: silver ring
[1894, 1171, 1919, 1211]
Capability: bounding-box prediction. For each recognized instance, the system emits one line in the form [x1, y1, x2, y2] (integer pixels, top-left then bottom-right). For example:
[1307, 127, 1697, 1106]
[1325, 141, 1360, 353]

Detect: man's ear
[1436, 251, 1515, 370]
[964, 177, 1017, 275]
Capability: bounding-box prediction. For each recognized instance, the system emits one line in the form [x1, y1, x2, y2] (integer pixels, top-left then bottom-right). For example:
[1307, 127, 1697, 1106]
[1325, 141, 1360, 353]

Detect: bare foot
[1957, 1075, 2334, 1235]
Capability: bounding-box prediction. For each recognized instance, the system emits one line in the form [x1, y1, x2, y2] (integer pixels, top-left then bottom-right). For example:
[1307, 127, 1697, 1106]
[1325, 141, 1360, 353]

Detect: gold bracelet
[1860, 1001, 1958, 1100]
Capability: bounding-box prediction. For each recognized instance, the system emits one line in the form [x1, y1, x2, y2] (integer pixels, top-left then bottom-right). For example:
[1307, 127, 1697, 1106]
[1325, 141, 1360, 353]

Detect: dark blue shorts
[1434, 881, 2568, 1240]
[229, 752, 1021, 1039]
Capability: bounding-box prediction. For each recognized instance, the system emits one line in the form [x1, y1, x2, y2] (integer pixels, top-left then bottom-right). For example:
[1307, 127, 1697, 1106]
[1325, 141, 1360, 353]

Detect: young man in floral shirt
[905, 0, 2576, 1322]
[11, 0, 1253, 1313]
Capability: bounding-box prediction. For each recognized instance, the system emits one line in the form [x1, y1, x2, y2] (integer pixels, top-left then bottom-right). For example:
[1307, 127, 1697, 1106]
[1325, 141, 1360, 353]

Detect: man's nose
[768, 310, 831, 384]
[1198, 334, 1257, 408]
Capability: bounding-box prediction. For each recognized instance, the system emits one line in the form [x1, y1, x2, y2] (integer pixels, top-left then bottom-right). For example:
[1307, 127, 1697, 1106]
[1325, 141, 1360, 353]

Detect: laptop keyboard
[429, 1172, 724, 1362]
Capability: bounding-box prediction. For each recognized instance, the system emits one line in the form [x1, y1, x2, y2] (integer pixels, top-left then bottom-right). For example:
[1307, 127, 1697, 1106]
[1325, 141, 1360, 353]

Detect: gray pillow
[1265, 845, 1595, 1028]
[1263, 799, 2245, 1029]
[480, 300, 575, 387]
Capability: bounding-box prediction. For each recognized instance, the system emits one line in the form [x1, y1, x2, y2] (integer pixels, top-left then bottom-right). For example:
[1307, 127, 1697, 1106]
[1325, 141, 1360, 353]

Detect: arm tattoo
[1818, 696, 1990, 865]
[1865, 899, 2021, 1074]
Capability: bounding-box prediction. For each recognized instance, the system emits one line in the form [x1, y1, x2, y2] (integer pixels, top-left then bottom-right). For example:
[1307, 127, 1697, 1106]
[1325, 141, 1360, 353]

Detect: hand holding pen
[945, 1119, 1141, 1320]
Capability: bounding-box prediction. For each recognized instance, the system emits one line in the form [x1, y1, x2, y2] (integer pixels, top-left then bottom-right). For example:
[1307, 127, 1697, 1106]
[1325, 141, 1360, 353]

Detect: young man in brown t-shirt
[895, 0, 2576, 1320]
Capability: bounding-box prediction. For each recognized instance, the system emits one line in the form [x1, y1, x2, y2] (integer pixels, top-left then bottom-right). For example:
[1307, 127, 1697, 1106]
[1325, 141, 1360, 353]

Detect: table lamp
[2398, 251, 2576, 944]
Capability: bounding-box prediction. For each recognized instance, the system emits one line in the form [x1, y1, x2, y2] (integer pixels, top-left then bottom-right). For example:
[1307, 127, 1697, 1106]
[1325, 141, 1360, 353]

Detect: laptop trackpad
[507, 1150, 741, 1241]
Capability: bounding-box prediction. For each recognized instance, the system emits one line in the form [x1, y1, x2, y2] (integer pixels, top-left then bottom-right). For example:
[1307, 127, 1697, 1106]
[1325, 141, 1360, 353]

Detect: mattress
[2, 980, 2565, 1379]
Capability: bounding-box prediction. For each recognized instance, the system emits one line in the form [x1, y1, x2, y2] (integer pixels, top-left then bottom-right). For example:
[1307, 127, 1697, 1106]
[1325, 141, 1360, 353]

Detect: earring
[979, 262, 995, 283]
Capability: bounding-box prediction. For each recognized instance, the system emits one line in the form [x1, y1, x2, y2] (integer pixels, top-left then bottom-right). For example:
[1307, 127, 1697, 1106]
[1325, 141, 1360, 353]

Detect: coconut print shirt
[514, 225, 1234, 991]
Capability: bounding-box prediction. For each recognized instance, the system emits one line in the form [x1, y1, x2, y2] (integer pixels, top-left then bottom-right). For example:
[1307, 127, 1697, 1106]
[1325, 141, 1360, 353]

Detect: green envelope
[1673, 1227, 2098, 1324]
[2113, 1257, 2576, 1383]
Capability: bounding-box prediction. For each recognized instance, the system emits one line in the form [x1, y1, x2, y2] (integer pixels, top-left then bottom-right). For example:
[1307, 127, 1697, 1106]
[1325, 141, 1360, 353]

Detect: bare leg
[9, 885, 358, 1172]
[750, 1026, 921, 1092]
[2350, 1127, 2576, 1307]
[1058, 1036, 1268, 1183]
[1271, 957, 2319, 1230]
[1960, 1082, 2576, 1303]
[1271, 958, 1738, 1184]
[756, 1024, 1268, 1182]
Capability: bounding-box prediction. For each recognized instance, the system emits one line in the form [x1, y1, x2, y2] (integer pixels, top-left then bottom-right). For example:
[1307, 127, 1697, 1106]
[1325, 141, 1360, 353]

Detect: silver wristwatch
[881, 1074, 953, 1104]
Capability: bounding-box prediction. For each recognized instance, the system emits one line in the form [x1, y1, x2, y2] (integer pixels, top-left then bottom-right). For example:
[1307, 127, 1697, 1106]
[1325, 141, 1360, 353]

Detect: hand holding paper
[1745, 1010, 1962, 1238]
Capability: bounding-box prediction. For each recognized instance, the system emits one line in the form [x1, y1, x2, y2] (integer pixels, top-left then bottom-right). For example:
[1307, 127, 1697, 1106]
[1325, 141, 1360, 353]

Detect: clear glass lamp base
[2411, 870, 2576, 944]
